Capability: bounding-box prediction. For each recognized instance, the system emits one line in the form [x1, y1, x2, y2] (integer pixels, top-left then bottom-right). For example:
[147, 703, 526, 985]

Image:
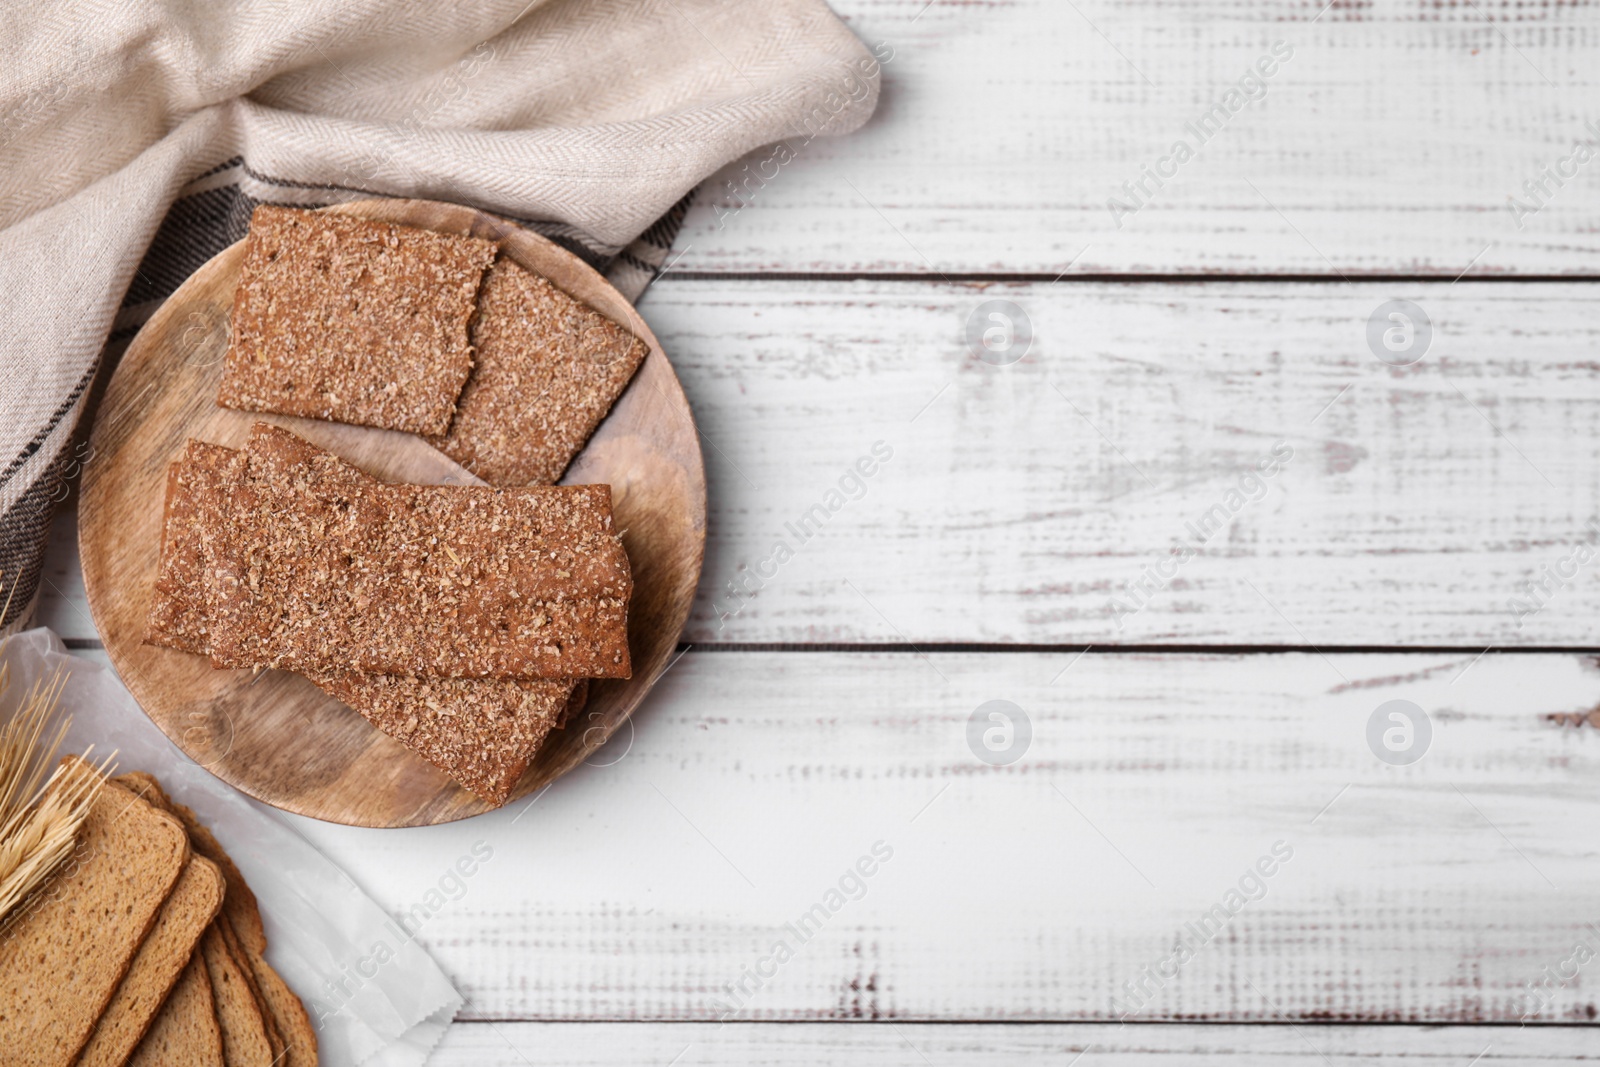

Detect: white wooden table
[36, 0, 1600, 1061]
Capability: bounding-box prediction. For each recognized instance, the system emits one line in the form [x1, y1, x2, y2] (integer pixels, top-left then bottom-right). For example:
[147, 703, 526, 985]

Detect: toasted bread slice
[202, 423, 632, 681]
[128, 952, 225, 1067]
[145, 440, 236, 653]
[200, 925, 275, 1067]
[77, 828, 225, 1067]
[0, 761, 189, 1067]
[148, 436, 579, 803]
[122, 772, 318, 1067]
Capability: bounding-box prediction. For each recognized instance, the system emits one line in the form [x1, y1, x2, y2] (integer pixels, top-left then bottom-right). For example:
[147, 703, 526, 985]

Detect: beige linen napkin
[0, 0, 880, 631]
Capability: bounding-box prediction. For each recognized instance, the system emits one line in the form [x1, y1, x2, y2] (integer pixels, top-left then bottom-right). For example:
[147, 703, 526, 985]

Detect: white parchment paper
[0, 628, 462, 1067]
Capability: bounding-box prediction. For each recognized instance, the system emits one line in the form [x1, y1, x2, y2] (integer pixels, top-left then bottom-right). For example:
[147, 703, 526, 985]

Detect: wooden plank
[435, 1021, 1600, 1065]
[650, 279, 1600, 647]
[255, 650, 1600, 1023]
[677, 0, 1600, 276]
[41, 279, 1600, 647]
[664, 278, 1600, 646]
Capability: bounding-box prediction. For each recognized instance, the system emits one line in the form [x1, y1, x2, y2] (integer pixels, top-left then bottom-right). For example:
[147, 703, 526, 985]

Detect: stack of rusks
[145, 207, 648, 805]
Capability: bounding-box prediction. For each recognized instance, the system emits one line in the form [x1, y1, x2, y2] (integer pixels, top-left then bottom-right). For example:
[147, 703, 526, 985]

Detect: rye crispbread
[0, 760, 189, 1067]
[216, 205, 497, 435]
[429, 257, 648, 486]
[128, 954, 224, 1067]
[309, 669, 570, 803]
[146, 435, 582, 803]
[121, 772, 319, 1067]
[145, 440, 236, 654]
[202, 423, 632, 680]
[560, 677, 590, 728]
[76, 844, 225, 1067]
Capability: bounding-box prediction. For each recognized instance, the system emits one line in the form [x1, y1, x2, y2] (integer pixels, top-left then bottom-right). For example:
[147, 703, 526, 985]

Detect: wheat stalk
[0, 758, 105, 922]
[0, 667, 70, 829]
[0, 658, 115, 928]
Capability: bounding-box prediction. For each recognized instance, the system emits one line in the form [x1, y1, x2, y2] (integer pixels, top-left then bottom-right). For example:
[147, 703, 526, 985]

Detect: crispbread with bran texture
[309, 669, 572, 803]
[145, 439, 236, 654]
[202, 422, 632, 680]
[0, 760, 189, 1067]
[146, 434, 581, 803]
[558, 677, 590, 729]
[200, 925, 276, 1067]
[77, 841, 225, 1067]
[429, 257, 648, 486]
[128, 954, 224, 1067]
[216, 205, 497, 435]
[121, 772, 319, 1067]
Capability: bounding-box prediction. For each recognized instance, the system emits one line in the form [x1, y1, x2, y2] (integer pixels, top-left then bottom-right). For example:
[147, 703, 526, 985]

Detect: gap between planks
[57, 638, 1600, 656]
[434, 1020, 1600, 1065]
[659, 272, 1600, 285]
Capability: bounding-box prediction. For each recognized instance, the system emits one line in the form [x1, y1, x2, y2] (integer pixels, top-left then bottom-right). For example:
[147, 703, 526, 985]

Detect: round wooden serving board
[79, 199, 706, 827]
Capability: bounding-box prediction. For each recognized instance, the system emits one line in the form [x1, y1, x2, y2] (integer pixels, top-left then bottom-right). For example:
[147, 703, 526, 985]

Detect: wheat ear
[0, 661, 116, 927]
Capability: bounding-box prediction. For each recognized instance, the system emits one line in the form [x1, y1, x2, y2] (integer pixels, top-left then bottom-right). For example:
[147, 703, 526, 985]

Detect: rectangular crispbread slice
[145, 438, 583, 803]
[128, 953, 224, 1067]
[123, 772, 319, 1067]
[146, 440, 237, 653]
[0, 760, 189, 1067]
[308, 669, 573, 803]
[428, 257, 648, 486]
[77, 838, 225, 1067]
[216, 205, 497, 435]
[202, 423, 632, 680]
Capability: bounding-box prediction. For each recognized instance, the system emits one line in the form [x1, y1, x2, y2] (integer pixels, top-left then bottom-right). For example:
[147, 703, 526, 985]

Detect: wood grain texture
[76, 199, 706, 827]
[49, 278, 1600, 648]
[677, 0, 1600, 276]
[435, 1022, 1600, 1065]
[272, 650, 1600, 1024]
[651, 278, 1600, 647]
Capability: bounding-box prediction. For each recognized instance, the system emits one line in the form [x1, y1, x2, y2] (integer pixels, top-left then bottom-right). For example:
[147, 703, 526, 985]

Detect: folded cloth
[0, 0, 881, 631]
[1, 626, 463, 1066]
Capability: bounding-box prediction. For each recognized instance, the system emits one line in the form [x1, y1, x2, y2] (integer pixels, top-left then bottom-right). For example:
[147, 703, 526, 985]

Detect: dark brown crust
[203, 424, 632, 680]
[216, 205, 496, 435]
[429, 257, 648, 486]
[217, 919, 284, 1064]
[200, 924, 274, 1067]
